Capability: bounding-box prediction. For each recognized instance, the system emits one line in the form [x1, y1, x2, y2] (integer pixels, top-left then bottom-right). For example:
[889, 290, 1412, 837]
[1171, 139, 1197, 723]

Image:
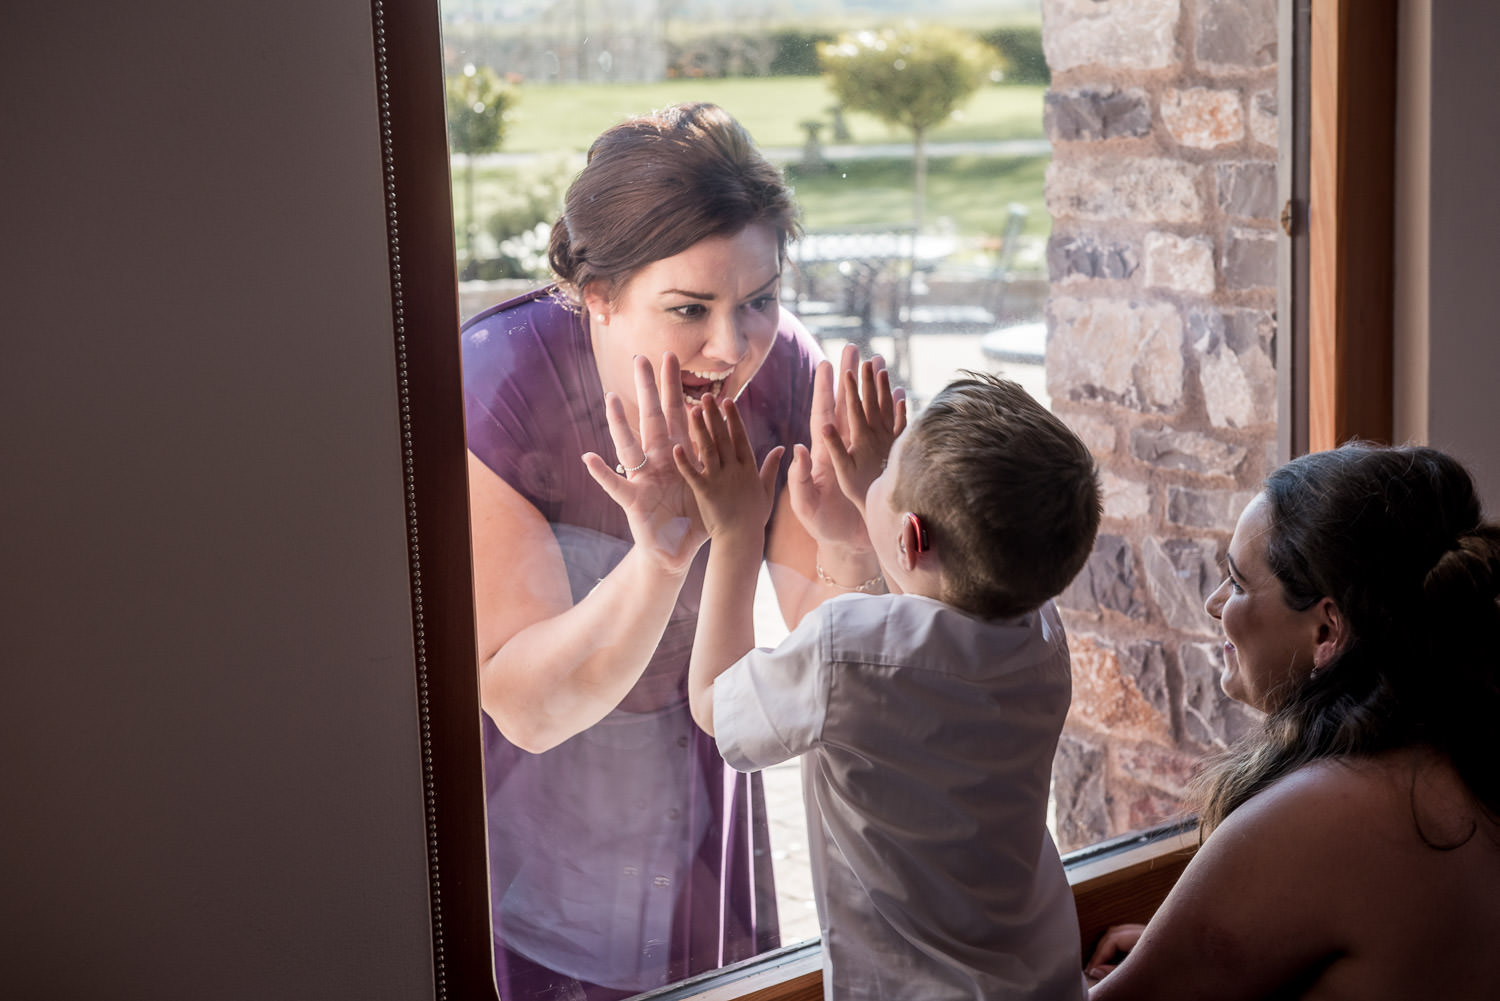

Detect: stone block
[1048, 232, 1140, 284]
[1048, 297, 1186, 412]
[1125, 784, 1192, 833]
[1144, 231, 1216, 294]
[1065, 632, 1174, 740]
[1195, 0, 1278, 72]
[1223, 226, 1277, 290]
[1191, 306, 1277, 428]
[1046, 87, 1153, 142]
[1142, 535, 1223, 634]
[1130, 426, 1248, 475]
[1217, 161, 1277, 220]
[1121, 640, 1172, 724]
[1166, 485, 1258, 531]
[1180, 641, 1262, 748]
[1115, 738, 1200, 799]
[1101, 471, 1152, 521]
[1249, 88, 1278, 147]
[1043, 0, 1182, 72]
[1051, 734, 1109, 852]
[1060, 533, 1145, 619]
[1161, 87, 1245, 149]
[1047, 157, 1206, 224]
[1063, 410, 1120, 457]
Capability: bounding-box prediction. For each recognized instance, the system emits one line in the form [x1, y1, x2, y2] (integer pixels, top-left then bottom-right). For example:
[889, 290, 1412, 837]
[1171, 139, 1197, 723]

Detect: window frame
[396, 0, 1403, 995]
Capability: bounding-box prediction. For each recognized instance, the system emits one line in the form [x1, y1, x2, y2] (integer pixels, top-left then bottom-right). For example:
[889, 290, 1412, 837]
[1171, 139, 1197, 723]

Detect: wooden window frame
[1305, 0, 1398, 451]
[399, 0, 1403, 995]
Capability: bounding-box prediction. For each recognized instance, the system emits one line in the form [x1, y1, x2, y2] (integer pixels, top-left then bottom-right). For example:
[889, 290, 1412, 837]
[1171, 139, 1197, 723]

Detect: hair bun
[547, 215, 580, 290]
[1423, 524, 1500, 610]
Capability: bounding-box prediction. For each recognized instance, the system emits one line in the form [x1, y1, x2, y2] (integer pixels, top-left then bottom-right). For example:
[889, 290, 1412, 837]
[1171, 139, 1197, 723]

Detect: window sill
[644, 820, 1200, 1001]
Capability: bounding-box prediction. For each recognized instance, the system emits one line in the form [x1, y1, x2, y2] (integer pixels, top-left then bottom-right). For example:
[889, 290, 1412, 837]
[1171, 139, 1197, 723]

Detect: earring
[595, 314, 607, 325]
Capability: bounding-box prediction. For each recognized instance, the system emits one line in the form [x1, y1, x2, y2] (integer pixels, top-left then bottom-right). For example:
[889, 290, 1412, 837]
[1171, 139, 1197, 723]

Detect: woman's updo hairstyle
[1197, 443, 1500, 834]
[1201, 442, 1500, 833]
[547, 102, 801, 308]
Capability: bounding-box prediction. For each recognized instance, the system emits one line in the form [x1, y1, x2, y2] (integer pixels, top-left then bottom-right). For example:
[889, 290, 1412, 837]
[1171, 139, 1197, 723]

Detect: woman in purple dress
[461, 103, 895, 1000]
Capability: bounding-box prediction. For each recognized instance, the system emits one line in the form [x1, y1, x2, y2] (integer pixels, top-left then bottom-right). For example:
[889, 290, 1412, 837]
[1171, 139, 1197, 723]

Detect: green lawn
[455, 79, 1049, 265]
[498, 78, 1046, 153]
[784, 154, 1049, 239]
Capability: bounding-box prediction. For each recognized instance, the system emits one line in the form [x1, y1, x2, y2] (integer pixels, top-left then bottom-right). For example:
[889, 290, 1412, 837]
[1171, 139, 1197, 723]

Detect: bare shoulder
[1092, 752, 1500, 1001]
[1239, 751, 1496, 856]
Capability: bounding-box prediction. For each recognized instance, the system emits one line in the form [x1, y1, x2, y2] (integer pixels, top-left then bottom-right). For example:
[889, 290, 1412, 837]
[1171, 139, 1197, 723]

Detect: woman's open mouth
[681, 367, 732, 405]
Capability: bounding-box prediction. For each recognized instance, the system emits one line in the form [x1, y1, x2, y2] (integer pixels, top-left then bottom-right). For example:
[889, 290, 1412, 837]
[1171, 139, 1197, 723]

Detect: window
[408, 0, 1388, 996]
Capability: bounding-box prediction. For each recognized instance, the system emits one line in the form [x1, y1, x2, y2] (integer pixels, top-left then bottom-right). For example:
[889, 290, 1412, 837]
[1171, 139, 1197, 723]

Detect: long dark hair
[1194, 443, 1500, 837]
[547, 102, 801, 307]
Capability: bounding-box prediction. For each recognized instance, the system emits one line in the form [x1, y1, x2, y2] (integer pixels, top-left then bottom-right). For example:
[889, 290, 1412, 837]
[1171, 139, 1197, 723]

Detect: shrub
[769, 30, 837, 76]
[981, 26, 1049, 85]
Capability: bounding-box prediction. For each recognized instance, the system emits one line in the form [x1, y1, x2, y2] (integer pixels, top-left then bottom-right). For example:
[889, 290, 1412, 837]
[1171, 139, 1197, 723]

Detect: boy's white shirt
[714, 592, 1088, 1001]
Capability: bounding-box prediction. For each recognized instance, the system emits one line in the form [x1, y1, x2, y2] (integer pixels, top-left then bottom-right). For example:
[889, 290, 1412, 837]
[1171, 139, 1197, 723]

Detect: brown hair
[547, 102, 801, 308]
[1193, 443, 1500, 839]
[892, 373, 1102, 619]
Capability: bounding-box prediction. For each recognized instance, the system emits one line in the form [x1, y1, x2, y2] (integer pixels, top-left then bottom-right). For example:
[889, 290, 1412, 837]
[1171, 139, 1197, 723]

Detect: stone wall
[1039, 0, 1279, 851]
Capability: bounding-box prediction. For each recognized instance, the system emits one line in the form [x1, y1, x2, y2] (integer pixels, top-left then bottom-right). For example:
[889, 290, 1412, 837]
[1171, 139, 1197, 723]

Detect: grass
[454, 79, 1050, 260]
[497, 79, 1046, 153]
[784, 154, 1049, 239]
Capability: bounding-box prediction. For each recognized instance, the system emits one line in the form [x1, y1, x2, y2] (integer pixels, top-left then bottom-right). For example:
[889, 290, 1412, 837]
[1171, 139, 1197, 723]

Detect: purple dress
[461, 287, 820, 999]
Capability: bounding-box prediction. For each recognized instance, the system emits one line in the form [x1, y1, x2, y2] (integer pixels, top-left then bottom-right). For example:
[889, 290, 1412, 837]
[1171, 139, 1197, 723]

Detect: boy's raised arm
[674, 396, 783, 736]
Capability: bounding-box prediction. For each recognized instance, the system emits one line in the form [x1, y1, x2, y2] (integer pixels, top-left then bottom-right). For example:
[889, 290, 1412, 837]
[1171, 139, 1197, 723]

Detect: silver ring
[615, 454, 648, 475]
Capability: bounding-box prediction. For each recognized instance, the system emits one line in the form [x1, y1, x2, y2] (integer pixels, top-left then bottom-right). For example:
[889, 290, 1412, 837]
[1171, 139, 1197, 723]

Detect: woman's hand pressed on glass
[584, 351, 709, 576]
[469, 351, 717, 752]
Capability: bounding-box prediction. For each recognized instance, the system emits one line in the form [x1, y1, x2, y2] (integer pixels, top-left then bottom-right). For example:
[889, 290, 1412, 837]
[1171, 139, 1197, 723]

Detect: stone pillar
[1040, 0, 1279, 850]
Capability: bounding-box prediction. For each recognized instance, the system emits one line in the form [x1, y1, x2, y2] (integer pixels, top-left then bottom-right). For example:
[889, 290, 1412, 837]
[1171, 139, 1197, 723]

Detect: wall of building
[1039, 0, 1279, 849]
[1421, 2, 1500, 509]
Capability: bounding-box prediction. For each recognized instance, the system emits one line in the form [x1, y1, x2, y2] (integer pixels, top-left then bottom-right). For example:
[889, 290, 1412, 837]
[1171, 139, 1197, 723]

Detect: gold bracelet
[816, 560, 885, 594]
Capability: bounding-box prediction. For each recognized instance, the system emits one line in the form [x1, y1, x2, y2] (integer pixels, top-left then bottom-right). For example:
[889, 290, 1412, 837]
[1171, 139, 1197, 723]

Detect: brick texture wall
[1040, 0, 1279, 850]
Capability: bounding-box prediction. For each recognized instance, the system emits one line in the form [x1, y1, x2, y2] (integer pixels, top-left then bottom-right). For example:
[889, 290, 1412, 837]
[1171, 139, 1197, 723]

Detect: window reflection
[440, 4, 1055, 994]
[435, 1, 1278, 996]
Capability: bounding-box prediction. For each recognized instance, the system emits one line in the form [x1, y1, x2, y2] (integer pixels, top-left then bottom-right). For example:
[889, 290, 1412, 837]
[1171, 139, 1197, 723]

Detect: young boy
[675, 371, 1100, 1001]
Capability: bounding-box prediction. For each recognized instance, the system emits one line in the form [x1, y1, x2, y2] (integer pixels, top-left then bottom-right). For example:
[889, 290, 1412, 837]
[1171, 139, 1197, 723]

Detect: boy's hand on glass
[822, 358, 906, 511]
[789, 346, 904, 549]
[674, 394, 784, 541]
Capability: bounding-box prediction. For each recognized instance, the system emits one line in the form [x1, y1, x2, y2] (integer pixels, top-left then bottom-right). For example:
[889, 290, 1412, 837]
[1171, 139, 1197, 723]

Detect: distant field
[455, 79, 1049, 254]
[496, 79, 1046, 153]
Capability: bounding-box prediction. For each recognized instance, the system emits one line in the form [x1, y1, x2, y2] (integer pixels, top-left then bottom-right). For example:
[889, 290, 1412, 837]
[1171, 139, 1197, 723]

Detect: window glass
[440, 0, 1281, 993]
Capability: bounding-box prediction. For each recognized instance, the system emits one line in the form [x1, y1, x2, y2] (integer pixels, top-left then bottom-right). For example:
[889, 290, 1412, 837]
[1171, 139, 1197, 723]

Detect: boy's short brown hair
[891, 373, 1101, 619]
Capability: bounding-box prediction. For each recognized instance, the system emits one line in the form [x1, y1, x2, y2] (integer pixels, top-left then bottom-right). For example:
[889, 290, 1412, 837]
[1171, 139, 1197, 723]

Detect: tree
[819, 24, 998, 230]
[445, 64, 516, 273]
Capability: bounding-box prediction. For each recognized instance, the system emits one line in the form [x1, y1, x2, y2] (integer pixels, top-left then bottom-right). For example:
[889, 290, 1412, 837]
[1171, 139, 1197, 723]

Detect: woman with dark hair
[1086, 442, 1500, 1000]
[461, 103, 896, 999]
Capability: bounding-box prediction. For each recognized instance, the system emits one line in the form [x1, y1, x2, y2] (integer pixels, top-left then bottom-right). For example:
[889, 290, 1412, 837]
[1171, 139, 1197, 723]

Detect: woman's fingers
[1084, 923, 1146, 980]
[832, 343, 859, 440]
[633, 353, 669, 450]
[602, 391, 645, 473]
[657, 351, 691, 445]
[583, 450, 630, 503]
[758, 445, 786, 497]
